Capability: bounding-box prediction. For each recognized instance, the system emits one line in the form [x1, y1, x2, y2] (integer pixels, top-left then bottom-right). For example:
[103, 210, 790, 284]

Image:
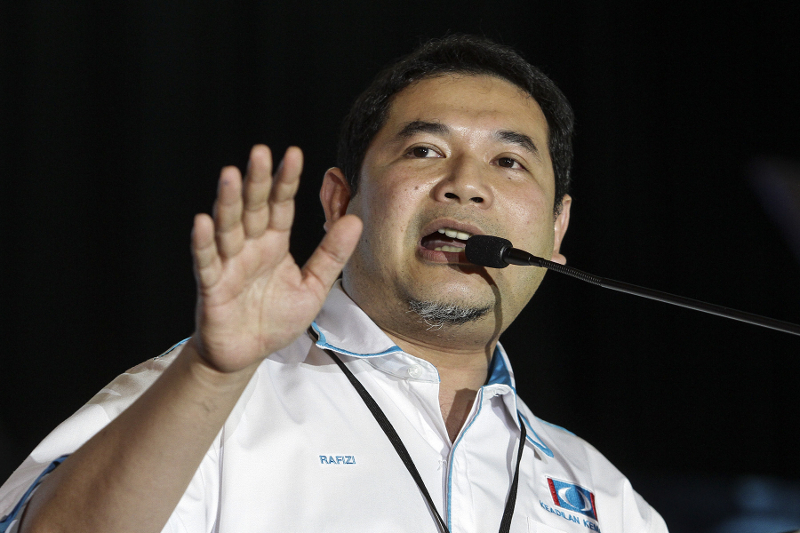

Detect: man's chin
[407, 298, 492, 330]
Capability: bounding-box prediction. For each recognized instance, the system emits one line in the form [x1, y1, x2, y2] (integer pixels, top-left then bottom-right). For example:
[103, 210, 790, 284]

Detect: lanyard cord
[327, 350, 526, 533]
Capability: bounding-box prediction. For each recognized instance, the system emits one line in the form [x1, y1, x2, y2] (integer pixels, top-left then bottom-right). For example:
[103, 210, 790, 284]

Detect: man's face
[338, 74, 570, 340]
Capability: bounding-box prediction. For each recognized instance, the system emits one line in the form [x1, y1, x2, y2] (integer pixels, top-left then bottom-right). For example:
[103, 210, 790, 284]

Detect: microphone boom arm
[519, 249, 800, 337]
[465, 235, 800, 337]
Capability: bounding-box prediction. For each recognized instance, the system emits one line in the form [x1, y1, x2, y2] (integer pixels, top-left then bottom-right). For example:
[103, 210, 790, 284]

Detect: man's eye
[409, 146, 437, 158]
[497, 157, 523, 169]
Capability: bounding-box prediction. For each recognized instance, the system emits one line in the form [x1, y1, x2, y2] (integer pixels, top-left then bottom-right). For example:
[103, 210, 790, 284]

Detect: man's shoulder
[516, 401, 668, 532]
[518, 401, 625, 483]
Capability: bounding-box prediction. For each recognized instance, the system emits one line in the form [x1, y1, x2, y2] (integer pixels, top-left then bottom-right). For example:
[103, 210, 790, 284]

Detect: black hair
[336, 34, 575, 213]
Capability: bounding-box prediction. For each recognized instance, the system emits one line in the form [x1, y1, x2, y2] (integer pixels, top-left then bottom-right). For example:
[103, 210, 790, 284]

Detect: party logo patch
[546, 477, 598, 521]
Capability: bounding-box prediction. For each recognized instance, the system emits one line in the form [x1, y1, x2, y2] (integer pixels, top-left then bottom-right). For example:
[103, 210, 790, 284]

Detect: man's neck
[339, 278, 504, 441]
[381, 329, 495, 442]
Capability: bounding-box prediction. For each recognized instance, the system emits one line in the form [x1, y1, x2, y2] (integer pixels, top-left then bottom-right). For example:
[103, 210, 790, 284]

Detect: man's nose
[431, 156, 493, 207]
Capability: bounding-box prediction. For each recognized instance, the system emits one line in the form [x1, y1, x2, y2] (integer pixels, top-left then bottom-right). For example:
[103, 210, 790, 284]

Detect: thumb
[301, 214, 362, 295]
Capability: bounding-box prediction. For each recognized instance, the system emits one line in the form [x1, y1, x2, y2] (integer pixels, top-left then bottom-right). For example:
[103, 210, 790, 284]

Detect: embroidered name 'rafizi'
[319, 455, 356, 465]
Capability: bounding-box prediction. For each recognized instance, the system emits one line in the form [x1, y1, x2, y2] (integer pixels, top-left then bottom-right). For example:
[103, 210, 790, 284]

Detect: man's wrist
[177, 336, 260, 394]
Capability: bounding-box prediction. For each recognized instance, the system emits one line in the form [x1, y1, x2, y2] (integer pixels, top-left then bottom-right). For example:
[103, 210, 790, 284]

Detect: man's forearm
[19, 338, 256, 533]
[16, 144, 361, 533]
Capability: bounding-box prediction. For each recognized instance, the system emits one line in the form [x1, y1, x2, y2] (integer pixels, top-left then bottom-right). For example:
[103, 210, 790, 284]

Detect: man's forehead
[381, 74, 549, 142]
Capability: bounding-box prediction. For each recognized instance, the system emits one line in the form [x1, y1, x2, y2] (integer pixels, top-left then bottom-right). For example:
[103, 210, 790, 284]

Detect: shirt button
[407, 365, 423, 379]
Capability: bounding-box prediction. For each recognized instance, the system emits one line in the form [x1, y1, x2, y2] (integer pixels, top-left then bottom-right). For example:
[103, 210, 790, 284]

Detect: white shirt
[0, 282, 667, 533]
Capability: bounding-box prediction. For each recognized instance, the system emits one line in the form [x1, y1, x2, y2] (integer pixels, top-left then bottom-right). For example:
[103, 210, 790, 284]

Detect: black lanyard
[327, 350, 526, 533]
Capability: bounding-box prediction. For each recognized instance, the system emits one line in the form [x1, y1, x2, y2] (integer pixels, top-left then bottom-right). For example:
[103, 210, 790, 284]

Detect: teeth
[434, 246, 464, 253]
[436, 228, 473, 240]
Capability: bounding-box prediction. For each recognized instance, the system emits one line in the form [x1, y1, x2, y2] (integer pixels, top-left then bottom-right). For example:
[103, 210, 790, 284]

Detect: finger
[242, 145, 274, 238]
[191, 213, 223, 290]
[267, 147, 303, 233]
[213, 166, 246, 258]
[301, 214, 363, 298]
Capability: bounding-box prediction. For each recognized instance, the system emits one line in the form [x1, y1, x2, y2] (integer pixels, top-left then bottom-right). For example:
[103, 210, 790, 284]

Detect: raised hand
[190, 145, 362, 373]
[16, 145, 362, 533]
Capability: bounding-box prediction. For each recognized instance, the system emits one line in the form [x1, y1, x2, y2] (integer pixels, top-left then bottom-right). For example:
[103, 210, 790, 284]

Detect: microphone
[465, 235, 546, 268]
[465, 235, 800, 337]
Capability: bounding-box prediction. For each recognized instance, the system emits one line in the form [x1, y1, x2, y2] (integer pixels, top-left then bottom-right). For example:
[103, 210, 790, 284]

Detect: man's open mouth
[420, 228, 474, 252]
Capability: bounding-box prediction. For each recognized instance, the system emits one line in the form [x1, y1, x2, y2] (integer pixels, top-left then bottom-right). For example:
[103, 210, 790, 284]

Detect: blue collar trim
[310, 321, 404, 358]
[519, 412, 555, 458]
[485, 346, 513, 387]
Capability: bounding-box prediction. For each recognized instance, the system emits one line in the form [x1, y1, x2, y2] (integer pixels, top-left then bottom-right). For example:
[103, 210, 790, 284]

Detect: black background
[2, 1, 799, 530]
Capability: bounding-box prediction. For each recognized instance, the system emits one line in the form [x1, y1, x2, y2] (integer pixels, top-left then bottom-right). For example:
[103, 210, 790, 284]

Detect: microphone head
[465, 235, 512, 268]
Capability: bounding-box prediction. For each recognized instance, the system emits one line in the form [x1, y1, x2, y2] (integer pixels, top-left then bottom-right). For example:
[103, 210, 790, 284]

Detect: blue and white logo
[547, 477, 598, 520]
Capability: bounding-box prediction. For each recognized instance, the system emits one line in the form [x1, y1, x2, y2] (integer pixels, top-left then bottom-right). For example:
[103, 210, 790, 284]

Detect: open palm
[190, 145, 362, 373]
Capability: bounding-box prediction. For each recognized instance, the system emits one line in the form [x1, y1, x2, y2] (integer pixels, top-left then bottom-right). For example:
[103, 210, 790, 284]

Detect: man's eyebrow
[495, 130, 540, 157]
[397, 120, 450, 138]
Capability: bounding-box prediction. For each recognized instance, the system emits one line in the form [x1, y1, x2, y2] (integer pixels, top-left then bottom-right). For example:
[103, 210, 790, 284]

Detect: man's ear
[320, 167, 352, 232]
[550, 194, 572, 265]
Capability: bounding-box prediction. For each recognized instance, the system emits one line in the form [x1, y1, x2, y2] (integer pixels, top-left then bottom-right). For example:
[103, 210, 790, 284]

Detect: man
[0, 35, 667, 532]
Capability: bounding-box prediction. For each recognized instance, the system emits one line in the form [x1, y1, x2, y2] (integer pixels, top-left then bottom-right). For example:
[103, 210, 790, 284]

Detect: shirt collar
[310, 280, 518, 391]
[310, 280, 404, 359]
[310, 282, 556, 455]
[485, 343, 515, 388]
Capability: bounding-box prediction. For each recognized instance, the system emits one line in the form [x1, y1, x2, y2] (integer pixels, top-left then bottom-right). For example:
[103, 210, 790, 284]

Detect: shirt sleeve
[0, 340, 218, 533]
